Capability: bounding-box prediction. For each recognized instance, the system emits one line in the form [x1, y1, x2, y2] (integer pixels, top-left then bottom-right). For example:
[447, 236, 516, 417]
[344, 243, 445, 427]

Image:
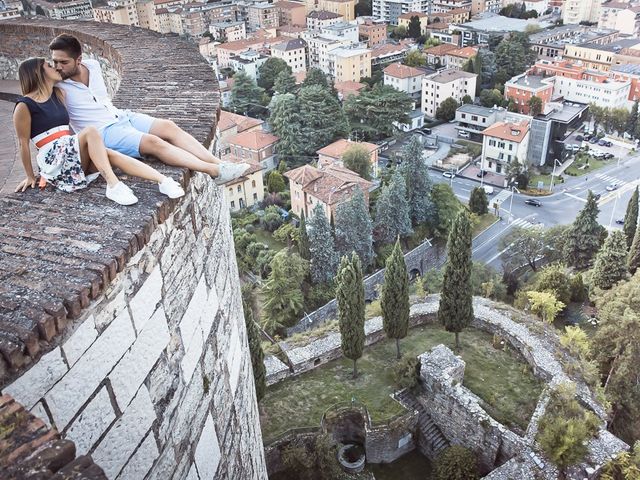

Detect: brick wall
[0, 19, 267, 480]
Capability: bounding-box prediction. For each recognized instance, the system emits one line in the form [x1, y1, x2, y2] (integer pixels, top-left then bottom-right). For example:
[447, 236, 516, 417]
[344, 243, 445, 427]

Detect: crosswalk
[510, 218, 541, 230]
[595, 173, 624, 185]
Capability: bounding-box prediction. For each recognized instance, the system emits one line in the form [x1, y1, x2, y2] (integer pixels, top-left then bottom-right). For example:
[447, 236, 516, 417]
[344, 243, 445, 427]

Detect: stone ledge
[0, 19, 219, 383]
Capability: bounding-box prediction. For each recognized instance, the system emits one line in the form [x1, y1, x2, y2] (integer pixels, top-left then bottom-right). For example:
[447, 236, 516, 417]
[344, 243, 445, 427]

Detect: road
[429, 155, 640, 270]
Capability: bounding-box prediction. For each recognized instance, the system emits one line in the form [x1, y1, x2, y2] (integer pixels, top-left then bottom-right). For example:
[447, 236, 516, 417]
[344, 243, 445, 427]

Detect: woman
[13, 57, 185, 205]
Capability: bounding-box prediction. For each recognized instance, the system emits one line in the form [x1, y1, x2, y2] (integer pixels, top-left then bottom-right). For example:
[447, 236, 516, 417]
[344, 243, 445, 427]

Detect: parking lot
[430, 121, 463, 140]
[563, 128, 633, 161]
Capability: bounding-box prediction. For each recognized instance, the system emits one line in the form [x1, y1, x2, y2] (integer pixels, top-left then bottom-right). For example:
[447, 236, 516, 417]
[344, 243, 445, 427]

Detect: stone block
[5, 347, 68, 410]
[94, 288, 127, 332]
[30, 401, 51, 429]
[109, 307, 170, 410]
[194, 413, 220, 480]
[46, 309, 136, 429]
[146, 446, 177, 480]
[62, 315, 99, 367]
[116, 431, 159, 480]
[226, 320, 242, 394]
[92, 386, 157, 479]
[65, 385, 116, 455]
[128, 265, 163, 332]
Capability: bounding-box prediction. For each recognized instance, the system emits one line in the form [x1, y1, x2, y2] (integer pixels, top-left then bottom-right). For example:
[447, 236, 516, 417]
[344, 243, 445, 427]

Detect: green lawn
[564, 156, 610, 177]
[260, 323, 544, 443]
[253, 229, 286, 251]
[472, 213, 498, 237]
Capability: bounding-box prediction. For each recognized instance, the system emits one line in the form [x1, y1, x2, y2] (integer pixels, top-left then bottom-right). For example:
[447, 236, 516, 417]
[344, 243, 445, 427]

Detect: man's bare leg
[148, 119, 221, 165]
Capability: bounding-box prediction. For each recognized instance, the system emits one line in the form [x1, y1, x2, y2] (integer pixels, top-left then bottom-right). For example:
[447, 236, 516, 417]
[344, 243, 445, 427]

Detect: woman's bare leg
[139, 134, 220, 177]
[106, 149, 166, 183]
[77, 126, 119, 187]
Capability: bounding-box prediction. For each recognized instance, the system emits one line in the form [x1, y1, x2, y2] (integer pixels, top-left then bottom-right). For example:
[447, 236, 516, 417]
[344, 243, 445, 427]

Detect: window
[228, 188, 233, 195]
[253, 192, 258, 201]
[237, 185, 242, 192]
[230, 200, 235, 209]
[252, 180, 256, 188]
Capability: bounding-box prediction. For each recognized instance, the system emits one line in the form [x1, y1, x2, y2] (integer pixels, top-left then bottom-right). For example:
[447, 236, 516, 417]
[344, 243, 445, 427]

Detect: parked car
[616, 218, 625, 225]
[524, 199, 542, 207]
[566, 144, 580, 152]
[589, 137, 599, 144]
[442, 171, 455, 178]
[604, 141, 613, 147]
[576, 135, 584, 141]
[606, 183, 619, 191]
[598, 139, 609, 146]
[458, 130, 470, 138]
[477, 170, 488, 178]
[592, 150, 606, 159]
[605, 153, 614, 159]
[422, 127, 432, 135]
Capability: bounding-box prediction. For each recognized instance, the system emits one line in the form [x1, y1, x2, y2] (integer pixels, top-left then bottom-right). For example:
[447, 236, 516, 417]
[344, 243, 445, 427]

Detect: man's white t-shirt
[56, 59, 123, 133]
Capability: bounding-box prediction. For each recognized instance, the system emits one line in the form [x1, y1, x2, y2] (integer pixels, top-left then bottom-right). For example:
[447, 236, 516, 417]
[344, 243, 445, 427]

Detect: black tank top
[15, 93, 70, 139]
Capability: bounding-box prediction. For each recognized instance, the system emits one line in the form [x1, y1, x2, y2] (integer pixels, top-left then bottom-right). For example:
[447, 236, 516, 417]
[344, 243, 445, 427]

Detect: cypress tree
[374, 169, 413, 245]
[592, 231, 628, 290]
[438, 210, 473, 350]
[335, 187, 374, 268]
[564, 191, 605, 270]
[468, 187, 488, 215]
[336, 252, 365, 378]
[402, 135, 436, 227]
[628, 225, 640, 273]
[308, 203, 339, 283]
[298, 212, 310, 260]
[243, 300, 266, 402]
[381, 240, 410, 359]
[623, 186, 639, 248]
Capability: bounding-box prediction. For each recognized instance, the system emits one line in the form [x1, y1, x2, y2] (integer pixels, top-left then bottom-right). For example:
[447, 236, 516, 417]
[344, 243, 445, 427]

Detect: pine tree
[438, 210, 473, 349]
[302, 67, 329, 89]
[374, 169, 413, 244]
[298, 212, 310, 260]
[402, 135, 436, 227]
[623, 186, 639, 248]
[468, 187, 488, 215]
[308, 203, 339, 284]
[626, 100, 638, 137]
[258, 57, 292, 93]
[267, 170, 285, 193]
[407, 15, 422, 39]
[381, 240, 410, 359]
[592, 231, 628, 290]
[336, 252, 365, 378]
[273, 70, 297, 94]
[269, 93, 304, 161]
[298, 85, 348, 156]
[243, 300, 266, 402]
[628, 224, 640, 273]
[335, 187, 374, 268]
[564, 191, 606, 270]
[230, 71, 265, 115]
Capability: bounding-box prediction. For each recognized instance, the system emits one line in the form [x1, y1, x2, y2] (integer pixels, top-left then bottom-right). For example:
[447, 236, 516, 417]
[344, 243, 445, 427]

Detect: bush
[422, 268, 444, 293]
[263, 205, 284, 232]
[570, 273, 587, 302]
[434, 445, 479, 480]
[365, 299, 382, 318]
[303, 281, 335, 311]
[394, 354, 420, 389]
[533, 264, 571, 305]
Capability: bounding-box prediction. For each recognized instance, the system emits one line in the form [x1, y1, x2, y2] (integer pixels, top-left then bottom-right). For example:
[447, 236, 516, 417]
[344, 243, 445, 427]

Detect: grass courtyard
[260, 322, 544, 444]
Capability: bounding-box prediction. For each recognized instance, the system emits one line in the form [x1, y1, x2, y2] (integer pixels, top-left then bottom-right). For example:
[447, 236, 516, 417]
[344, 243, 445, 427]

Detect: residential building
[397, 11, 428, 34]
[529, 25, 618, 61]
[524, 0, 548, 15]
[424, 43, 458, 67]
[484, 0, 502, 13]
[275, 0, 307, 26]
[563, 39, 640, 73]
[210, 21, 246, 42]
[277, 24, 307, 37]
[0, 0, 21, 19]
[598, 3, 640, 36]
[373, 0, 431, 25]
[422, 69, 477, 118]
[434, 6, 471, 23]
[334, 80, 367, 100]
[383, 62, 426, 100]
[456, 104, 530, 141]
[228, 49, 270, 79]
[271, 38, 307, 72]
[480, 120, 530, 175]
[217, 36, 286, 68]
[444, 46, 478, 70]
[223, 159, 265, 212]
[306, 9, 343, 30]
[454, 11, 551, 47]
[550, 74, 631, 109]
[431, 0, 471, 12]
[248, 2, 279, 31]
[305, 35, 344, 70]
[316, 139, 380, 177]
[395, 108, 426, 132]
[226, 130, 279, 171]
[93, 0, 139, 26]
[504, 73, 554, 115]
[321, 21, 359, 41]
[284, 164, 372, 220]
[563, 0, 601, 24]
[370, 41, 414, 66]
[611, 64, 640, 102]
[330, 45, 372, 82]
[215, 111, 264, 157]
[357, 17, 387, 47]
[319, 0, 356, 21]
[32, 0, 93, 19]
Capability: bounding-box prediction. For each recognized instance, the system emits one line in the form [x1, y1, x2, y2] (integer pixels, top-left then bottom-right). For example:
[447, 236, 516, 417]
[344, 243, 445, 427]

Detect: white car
[442, 171, 456, 178]
[566, 144, 580, 152]
[458, 130, 470, 139]
[606, 183, 619, 191]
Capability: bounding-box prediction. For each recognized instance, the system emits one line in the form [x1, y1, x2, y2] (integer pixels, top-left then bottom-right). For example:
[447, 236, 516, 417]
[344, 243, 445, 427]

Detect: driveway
[431, 121, 461, 140]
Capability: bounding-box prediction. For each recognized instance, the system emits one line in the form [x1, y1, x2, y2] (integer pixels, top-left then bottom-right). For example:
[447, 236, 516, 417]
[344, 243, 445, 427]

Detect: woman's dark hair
[18, 57, 46, 96]
[49, 34, 82, 58]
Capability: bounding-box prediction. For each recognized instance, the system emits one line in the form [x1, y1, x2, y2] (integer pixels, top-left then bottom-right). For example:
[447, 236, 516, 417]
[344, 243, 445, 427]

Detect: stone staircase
[395, 389, 449, 459]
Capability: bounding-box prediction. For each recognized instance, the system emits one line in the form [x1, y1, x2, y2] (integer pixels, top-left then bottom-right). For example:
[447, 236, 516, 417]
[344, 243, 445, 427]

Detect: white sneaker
[159, 177, 185, 199]
[215, 162, 250, 185]
[106, 181, 138, 205]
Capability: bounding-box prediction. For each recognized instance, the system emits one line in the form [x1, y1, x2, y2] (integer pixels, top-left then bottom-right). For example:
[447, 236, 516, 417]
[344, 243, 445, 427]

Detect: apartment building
[397, 11, 428, 34]
[424, 43, 458, 67]
[305, 35, 344, 70]
[372, 0, 432, 25]
[217, 36, 286, 68]
[306, 9, 343, 30]
[611, 64, 640, 102]
[226, 130, 280, 171]
[0, 0, 21, 19]
[480, 120, 530, 175]
[563, 39, 640, 73]
[529, 25, 619, 61]
[319, 0, 355, 21]
[383, 62, 425, 100]
[271, 38, 308, 72]
[33, 0, 93, 19]
[421, 69, 477, 118]
[248, 2, 279, 31]
[275, 0, 307, 26]
[316, 139, 380, 177]
[223, 159, 265, 212]
[551, 74, 631, 109]
[431, 0, 471, 13]
[330, 45, 372, 82]
[210, 21, 246, 41]
[370, 41, 413, 66]
[445, 46, 478, 70]
[599, 3, 640, 36]
[504, 73, 554, 115]
[563, 0, 601, 24]
[357, 17, 387, 47]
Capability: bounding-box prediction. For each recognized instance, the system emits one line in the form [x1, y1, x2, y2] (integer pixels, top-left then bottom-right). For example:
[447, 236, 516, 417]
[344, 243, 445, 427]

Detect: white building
[598, 4, 640, 37]
[210, 21, 247, 42]
[523, 0, 548, 15]
[372, 0, 431, 25]
[228, 49, 270, 80]
[563, 0, 600, 25]
[320, 21, 359, 42]
[383, 62, 425, 100]
[306, 10, 343, 31]
[550, 75, 631, 110]
[480, 120, 530, 176]
[271, 37, 307, 72]
[421, 69, 477, 119]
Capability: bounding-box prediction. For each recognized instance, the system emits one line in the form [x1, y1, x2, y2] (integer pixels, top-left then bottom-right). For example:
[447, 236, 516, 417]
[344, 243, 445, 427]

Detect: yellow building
[563, 39, 640, 73]
[331, 46, 371, 82]
[397, 12, 428, 35]
[318, 0, 355, 22]
[93, 0, 139, 26]
[223, 160, 265, 212]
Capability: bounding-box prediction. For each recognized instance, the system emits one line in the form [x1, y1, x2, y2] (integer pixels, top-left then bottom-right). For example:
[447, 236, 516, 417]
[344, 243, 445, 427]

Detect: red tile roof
[228, 130, 279, 150]
[284, 164, 372, 205]
[482, 120, 530, 143]
[316, 139, 379, 158]
[383, 62, 424, 79]
[218, 111, 264, 134]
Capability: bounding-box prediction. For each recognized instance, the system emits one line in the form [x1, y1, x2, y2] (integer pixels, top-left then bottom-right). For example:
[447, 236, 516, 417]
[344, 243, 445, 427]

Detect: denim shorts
[101, 111, 155, 158]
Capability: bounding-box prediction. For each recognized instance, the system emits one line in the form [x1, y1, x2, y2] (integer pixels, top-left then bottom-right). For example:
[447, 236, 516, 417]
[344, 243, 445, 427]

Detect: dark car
[476, 170, 488, 178]
[524, 199, 542, 207]
[605, 141, 613, 147]
[594, 193, 602, 200]
[598, 139, 608, 146]
[616, 218, 625, 225]
[589, 137, 599, 144]
[576, 135, 584, 141]
[605, 153, 614, 159]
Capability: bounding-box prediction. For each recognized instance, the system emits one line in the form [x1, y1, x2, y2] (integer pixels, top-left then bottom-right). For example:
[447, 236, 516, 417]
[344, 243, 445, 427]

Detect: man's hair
[49, 34, 82, 58]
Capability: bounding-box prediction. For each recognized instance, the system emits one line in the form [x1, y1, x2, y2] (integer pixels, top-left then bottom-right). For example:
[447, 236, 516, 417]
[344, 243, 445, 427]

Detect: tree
[342, 144, 372, 180]
[600, 442, 640, 480]
[461, 94, 473, 104]
[374, 169, 413, 244]
[335, 188, 374, 268]
[243, 300, 266, 402]
[381, 240, 410, 359]
[269, 93, 304, 161]
[267, 170, 285, 193]
[623, 186, 639, 248]
[401, 135, 436, 227]
[438, 210, 473, 349]
[479, 88, 503, 108]
[302, 67, 329, 89]
[564, 191, 606, 269]
[391, 25, 408, 39]
[431, 183, 462, 240]
[592, 230, 628, 290]
[468, 187, 488, 215]
[436, 97, 459, 121]
[626, 100, 638, 137]
[495, 33, 537, 81]
[336, 252, 365, 378]
[527, 290, 564, 323]
[298, 85, 348, 155]
[258, 57, 292, 93]
[628, 225, 640, 273]
[298, 212, 310, 260]
[434, 446, 479, 480]
[403, 49, 426, 67]
[498, 226, 546, 271]
[261, 250, 308, 335]
[273, 70, 297, 94]
[528, 95, 543, 116]
[504, 157, 529, 189]
[308, 203, 339, 284]
[230, 71, 265, 115]
[532, 263, 571, 305]
[407, 15, 422, 38]
[478, 48, 497, 88]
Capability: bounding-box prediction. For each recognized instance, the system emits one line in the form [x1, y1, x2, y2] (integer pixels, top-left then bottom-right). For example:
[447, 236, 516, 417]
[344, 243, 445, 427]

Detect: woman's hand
[15, 176, 37, 193]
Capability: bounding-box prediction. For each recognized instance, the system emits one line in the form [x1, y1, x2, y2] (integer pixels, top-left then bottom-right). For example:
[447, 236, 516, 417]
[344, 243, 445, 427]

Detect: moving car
[616, 218, 625, 225]
[524, 199, 542, 207]
[442, 171, 455, 178]
[594, 193, 602, 200]
[606, 183, 619, 191]
[477, 170, 488, 178]
[482, 185, 494, 195]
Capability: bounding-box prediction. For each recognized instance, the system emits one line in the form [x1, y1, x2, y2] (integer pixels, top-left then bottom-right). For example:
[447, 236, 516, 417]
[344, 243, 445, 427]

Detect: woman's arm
[12, 102, 36, 192]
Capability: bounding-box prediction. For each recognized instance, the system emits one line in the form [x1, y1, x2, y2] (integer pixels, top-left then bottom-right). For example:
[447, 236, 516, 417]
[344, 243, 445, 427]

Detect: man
[49, 34, 248, 184]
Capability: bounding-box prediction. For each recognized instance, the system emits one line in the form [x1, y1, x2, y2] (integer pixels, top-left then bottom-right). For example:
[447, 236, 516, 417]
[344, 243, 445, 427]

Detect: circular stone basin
[338, 444, 365, 474]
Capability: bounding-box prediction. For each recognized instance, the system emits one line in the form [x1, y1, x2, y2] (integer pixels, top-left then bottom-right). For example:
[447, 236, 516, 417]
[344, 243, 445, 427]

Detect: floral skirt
[36, 135, 88, 193]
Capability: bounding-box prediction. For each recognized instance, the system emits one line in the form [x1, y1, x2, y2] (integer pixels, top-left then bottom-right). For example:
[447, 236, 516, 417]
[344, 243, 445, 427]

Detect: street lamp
[549, 158, 562, 192]
[608, 192, 620, 229]
[508, 182, 520, 224]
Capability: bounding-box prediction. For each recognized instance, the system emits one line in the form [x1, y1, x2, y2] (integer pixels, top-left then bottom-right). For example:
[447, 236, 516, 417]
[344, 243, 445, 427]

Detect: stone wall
[0, 19, 267, 480]
[365, 410, 418, 464]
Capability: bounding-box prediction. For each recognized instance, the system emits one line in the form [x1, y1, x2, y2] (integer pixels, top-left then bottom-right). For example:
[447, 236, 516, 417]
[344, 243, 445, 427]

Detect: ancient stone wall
[365, 410, 418, 464]
[0, 19, 266, 480]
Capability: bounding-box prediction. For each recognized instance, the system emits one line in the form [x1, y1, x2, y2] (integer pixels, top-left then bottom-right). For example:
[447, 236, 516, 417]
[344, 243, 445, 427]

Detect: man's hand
[15, 176, 37, 192]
